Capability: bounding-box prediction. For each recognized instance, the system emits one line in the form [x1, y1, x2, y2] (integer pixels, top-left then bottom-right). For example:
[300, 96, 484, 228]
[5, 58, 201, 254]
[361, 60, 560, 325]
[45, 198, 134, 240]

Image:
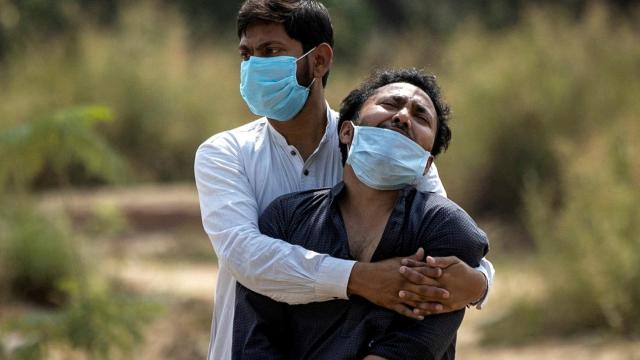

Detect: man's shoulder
[267, 187, 332, 214]
[413, 188, 457, 210]
[411, 189, 489, 266]
[411, 188, 481, 228]
[196, 117, 268, 154]
[258, 187, 333, 238]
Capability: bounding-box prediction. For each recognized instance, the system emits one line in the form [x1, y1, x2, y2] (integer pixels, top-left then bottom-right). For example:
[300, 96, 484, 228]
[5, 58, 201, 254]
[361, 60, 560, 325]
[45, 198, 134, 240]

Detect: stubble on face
[296, 52, 315, 87]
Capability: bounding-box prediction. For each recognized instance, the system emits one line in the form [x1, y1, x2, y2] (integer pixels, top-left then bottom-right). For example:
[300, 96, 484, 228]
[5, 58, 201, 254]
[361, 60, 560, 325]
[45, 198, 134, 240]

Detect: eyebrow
[238, 40, 286, 52]
[380, 94, 435, 121]
[377, 94, 407, 104]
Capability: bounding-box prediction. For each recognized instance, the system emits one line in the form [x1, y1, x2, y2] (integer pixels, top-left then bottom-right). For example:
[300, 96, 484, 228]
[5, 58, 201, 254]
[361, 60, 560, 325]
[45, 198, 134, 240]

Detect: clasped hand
[347, 248, 485, 320]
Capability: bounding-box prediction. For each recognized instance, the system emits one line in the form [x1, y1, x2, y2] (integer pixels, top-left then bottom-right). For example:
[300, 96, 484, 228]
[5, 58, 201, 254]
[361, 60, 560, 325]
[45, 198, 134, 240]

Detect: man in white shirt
[194, 1, 495, 359]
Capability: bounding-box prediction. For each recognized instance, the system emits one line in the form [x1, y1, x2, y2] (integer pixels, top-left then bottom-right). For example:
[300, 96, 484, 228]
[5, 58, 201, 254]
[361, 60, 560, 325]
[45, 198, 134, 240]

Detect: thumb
[408, 247, 425, 262]
[426, 256, 460, 268]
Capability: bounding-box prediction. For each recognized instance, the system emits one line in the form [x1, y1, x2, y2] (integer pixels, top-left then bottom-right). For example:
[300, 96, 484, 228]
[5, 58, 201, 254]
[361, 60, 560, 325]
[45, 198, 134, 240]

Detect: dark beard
[296, 56, 314, 87]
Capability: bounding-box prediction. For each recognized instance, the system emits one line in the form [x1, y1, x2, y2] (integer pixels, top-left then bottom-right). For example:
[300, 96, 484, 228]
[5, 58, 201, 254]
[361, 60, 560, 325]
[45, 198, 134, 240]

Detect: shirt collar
[327, 181, 414, 208]
[265, 102, 337, 151]
[328, 181, 346, 206]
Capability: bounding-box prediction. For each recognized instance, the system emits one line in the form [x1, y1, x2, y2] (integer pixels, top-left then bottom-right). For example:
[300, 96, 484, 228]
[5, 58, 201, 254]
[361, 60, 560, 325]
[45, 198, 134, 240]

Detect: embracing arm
[195, 138, 354, 303]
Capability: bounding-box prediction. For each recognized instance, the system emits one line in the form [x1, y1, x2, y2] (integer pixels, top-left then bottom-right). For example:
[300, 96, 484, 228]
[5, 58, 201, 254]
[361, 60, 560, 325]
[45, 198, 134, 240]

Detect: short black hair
[338, 68, 452, 164]
[237, 0, 334, 86]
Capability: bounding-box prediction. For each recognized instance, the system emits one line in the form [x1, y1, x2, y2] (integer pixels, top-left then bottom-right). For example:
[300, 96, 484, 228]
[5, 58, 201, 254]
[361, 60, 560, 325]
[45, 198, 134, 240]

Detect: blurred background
[0, 0, 639, 359]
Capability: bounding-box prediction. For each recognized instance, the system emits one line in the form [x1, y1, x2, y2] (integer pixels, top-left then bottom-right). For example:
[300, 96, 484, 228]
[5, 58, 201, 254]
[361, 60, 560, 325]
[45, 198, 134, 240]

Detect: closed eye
[380, 101, 398, 109]
[416, 115, 430, 123]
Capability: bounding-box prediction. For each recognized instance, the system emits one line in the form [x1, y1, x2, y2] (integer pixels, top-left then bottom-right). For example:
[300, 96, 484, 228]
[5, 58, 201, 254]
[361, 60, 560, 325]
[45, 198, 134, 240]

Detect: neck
[268, 86, 327, 161]
[339, 165, 399, 218]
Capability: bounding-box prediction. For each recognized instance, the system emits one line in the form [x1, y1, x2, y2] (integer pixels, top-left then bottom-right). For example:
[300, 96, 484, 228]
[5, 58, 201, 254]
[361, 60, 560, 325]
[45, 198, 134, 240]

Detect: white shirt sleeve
[419, 164, 495, 309]
[194, 137, 355, 304]
[474, 258, 495, 309]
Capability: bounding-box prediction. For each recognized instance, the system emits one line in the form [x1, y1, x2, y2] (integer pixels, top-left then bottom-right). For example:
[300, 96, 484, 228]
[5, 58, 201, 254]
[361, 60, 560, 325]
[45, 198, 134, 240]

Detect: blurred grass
[0, 76, 164, 358]
[482, 121, 639, 343]
[0, 204, 76, 306]
[0, 2, 250, 183]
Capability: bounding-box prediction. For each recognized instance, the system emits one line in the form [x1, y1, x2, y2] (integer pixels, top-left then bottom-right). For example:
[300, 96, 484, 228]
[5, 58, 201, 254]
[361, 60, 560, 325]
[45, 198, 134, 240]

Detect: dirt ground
[36, 184, 640, 359]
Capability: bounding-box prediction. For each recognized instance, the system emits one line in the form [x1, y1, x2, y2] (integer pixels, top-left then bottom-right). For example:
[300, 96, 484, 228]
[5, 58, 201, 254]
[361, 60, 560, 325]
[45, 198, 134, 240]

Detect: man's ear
[339, 121, 354, 145]
[312, 43, 333, 80]
[424, 156, 434, 175]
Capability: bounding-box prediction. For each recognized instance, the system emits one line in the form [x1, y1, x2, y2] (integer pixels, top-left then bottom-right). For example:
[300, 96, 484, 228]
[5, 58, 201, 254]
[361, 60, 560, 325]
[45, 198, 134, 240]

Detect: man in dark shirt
[233, 68, 489, 360]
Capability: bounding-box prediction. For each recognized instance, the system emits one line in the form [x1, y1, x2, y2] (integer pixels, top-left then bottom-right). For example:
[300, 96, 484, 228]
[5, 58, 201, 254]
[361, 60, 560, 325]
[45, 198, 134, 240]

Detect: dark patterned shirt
[233, 182, 489, 360]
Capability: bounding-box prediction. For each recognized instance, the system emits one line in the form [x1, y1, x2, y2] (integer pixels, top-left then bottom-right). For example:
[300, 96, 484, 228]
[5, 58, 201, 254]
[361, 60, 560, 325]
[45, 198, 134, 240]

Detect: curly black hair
[338, 68, 451, 165]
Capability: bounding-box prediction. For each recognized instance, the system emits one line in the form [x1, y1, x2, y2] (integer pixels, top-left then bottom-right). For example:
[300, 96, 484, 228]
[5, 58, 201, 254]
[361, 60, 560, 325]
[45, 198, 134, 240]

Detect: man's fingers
[399, 288, 449, 304]
[395, 298, 446, 317]
[415, 302, 445, 313]
[402, 284, 450, 302]
[391, 303, 424, 320]
[425, 255, 460, 269]
[416, 266, 442, 279]
[407, 247, 425, 262]
[399, 266, 442, 284]
[400, 258, 427, 267]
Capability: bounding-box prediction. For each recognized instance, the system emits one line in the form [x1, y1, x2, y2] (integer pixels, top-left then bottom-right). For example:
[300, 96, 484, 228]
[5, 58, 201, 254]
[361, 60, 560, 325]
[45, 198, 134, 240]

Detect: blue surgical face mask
[240, 48, 316, 121]
[346, 123, 431, 190]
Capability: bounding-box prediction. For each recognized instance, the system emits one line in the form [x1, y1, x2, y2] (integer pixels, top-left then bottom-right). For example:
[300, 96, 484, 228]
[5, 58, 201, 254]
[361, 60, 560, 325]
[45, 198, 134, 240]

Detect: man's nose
[392, 108, 412, 128]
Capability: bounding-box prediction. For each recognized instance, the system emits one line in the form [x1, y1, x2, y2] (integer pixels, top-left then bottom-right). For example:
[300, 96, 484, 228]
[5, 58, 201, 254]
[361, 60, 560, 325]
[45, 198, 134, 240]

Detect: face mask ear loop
[296, 46, 317, 62]
[307, 77, 317, 90]
[296, 47, 318, 89]
[346, 121, 357, 153]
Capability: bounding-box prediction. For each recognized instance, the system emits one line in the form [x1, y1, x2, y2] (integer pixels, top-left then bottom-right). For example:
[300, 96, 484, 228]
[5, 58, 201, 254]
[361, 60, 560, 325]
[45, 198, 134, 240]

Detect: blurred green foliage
[59, 283, 159, 359]
[436, 3, 640, 220]
[0, 205, 76, 305]
[0, 106, 126, 190]
[0, 103, 159, 357]
[0, 104, 126, 304]
[1, 0, 636, 60]
[83, 202, 129, 239]
[3, 283, 160, 359]
[483, 119, 639, 342]
[441, 4, 639, 340]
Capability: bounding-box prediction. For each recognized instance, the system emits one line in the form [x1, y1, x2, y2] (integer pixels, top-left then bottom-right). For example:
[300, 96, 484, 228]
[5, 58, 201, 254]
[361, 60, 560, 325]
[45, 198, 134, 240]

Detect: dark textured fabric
[233, 182, 489, 360]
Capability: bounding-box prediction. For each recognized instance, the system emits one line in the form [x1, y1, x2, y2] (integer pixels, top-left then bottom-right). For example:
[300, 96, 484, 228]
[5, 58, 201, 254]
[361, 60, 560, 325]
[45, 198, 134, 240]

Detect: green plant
[435, 3, 640, 221]
[0, 205, 76, 305]
[0, 104, 128, 304]
[2, 282, 161, 360]
[0, 105, 127, 191]
[482, 121, 640, 343]
[60, 283, 160, 359]
[84, 201, 129, 238]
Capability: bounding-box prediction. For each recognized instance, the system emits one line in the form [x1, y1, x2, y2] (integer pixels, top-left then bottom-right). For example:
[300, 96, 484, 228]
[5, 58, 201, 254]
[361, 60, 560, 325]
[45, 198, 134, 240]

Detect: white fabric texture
[194, 107, 491, 360]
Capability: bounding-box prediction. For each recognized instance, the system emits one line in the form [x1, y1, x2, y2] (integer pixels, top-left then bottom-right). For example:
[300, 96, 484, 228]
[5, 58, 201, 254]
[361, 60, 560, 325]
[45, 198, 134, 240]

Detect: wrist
[346, 261, 368, 298]
[470, 270, 488, 306]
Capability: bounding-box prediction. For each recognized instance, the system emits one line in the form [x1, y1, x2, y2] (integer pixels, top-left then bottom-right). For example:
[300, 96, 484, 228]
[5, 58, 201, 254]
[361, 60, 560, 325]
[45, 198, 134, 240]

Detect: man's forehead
[239, 21, 295, 46]
[368, 82, 433, 106]
[374, 82, 428, 99]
